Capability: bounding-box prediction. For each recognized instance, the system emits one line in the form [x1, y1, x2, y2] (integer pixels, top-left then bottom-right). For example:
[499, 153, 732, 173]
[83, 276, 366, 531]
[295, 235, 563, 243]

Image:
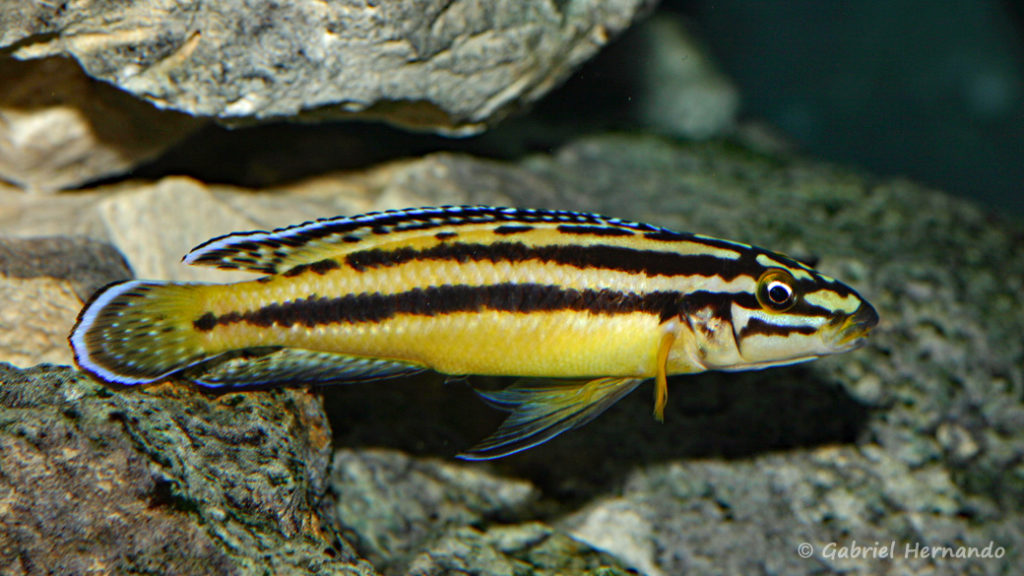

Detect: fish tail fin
[70, 280, 212, 385]
[457, 377, 645, 460]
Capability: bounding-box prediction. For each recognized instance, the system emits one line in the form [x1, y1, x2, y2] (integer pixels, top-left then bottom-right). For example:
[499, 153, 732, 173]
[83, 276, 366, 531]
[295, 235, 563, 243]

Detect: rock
[0, 56, 204, 192]
[0, 363, 376, 576]
[329, 448, 540, 574]
[0, 236, 131, 367]
[407, 522, 634, 576]
[94, 177, 262, 283]
[2, 0, 657, 134]
[564, 447, 1021, 575]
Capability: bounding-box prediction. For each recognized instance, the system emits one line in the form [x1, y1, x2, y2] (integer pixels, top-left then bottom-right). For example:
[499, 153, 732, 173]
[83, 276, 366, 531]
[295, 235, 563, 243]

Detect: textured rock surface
[406, 521, 634, 576]
[2, 0, 655, 133]
[329, 449, 631, 575]
[331, 449, 537, 571]
[564, 448, 1020, 575]
[0, 236, 131, 366]
[0, 363, 376, 575]
[0, 56, 204, 192]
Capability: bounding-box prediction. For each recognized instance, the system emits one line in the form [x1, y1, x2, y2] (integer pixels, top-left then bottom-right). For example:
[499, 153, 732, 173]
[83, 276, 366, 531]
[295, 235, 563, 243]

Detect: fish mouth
[831, 301, 880, 350]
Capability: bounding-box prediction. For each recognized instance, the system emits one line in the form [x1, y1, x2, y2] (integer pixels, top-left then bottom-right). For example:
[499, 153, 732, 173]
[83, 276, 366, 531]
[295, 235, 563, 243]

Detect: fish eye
[757, 269, 797, 312]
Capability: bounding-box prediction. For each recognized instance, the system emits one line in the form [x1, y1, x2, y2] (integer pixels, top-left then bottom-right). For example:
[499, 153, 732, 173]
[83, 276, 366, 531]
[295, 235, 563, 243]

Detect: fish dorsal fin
[181, 347, 424, 388]
[457, 377, 644, 460]
[182, 205, 663, 274]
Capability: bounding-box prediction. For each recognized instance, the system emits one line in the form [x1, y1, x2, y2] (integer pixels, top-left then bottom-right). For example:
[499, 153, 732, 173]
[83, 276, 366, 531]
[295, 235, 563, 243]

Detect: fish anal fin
[181, 347, 424, 388]
[457, 377, 644, 461]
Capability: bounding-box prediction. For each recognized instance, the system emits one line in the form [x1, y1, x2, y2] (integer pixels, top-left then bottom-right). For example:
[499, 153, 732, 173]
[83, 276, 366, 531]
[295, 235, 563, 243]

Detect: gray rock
[406, 522, 635, 576]
[564, 448, 1021, 575]
[0, 56, 204, 192]
[2, 0, 656, 134]
[0, 363, 377, 576]
[331, 449, 613, 575]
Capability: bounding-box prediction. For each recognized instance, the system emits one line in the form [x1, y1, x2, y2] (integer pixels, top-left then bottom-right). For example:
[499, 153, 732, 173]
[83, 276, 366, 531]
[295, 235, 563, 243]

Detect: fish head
[673, 253, 879, 372]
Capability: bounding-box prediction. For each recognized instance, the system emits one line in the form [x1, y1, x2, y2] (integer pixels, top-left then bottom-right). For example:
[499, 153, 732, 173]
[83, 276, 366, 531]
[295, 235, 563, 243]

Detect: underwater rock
[0, 56, 204, 192]
[0, 236, 131, 366]
[564, 447, 1020, 575]
[0, 363, 376, 575]
[1, 0, 655, 134]
[406, 522, 635, 576]
[330, 449, 548, 574]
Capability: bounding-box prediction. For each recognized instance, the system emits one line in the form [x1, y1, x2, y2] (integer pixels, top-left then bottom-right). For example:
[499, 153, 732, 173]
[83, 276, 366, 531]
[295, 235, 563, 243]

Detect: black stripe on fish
[192, 283, 684, 331]
[556, 225, 636, 237]
[681, 290, 759, 313]
[738, 318, 820, 338]
[493, 225, 535, 235]
[281, 258, 342, 278]
[345, 241, 760, 280]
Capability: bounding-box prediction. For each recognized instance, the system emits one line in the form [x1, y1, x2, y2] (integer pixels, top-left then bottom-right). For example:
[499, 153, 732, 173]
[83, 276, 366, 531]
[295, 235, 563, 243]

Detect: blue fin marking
[457, 377, 644, 460]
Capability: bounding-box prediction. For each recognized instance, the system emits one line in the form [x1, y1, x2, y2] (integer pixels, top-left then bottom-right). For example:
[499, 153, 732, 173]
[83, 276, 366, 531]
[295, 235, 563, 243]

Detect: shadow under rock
[323, 365, 870, 509]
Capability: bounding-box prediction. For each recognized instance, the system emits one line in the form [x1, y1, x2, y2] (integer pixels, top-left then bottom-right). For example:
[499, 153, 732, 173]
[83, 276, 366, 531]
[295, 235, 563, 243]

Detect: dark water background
[677, 0, 1024, 219]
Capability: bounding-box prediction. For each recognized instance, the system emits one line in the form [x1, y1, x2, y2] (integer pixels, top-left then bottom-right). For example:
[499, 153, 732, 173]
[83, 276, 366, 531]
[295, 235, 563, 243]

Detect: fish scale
[70, 205, 878, 459]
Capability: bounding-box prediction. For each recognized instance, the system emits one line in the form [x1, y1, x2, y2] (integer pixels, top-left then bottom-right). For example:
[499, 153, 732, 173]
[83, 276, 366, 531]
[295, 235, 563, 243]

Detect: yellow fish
[70, 206, 878, 459]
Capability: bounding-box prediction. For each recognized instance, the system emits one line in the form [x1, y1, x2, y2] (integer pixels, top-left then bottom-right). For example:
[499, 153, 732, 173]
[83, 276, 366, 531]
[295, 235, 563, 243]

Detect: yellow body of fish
[70, 206, 878, 459]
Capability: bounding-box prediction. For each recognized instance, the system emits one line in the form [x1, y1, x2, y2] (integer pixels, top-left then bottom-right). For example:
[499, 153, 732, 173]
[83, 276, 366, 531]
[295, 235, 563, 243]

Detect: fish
[69, 205, 879, 460]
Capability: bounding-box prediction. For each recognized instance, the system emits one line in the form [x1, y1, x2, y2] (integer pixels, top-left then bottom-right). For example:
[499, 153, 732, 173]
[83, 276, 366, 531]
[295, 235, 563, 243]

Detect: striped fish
[70, 206, 878, 459]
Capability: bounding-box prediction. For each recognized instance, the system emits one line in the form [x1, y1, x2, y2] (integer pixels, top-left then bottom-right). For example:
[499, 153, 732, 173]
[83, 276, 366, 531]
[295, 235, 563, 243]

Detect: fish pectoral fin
[457, 377, 644, 461]
[181, 347, 424, 388]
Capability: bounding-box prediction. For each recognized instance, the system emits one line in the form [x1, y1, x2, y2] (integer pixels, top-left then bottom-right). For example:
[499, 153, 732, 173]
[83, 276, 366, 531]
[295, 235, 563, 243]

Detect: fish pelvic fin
[653, 326, 677, 422]
[70, 280, 213, 385]
[182, 347, 425, 388]
[457, 377, 645, 461]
